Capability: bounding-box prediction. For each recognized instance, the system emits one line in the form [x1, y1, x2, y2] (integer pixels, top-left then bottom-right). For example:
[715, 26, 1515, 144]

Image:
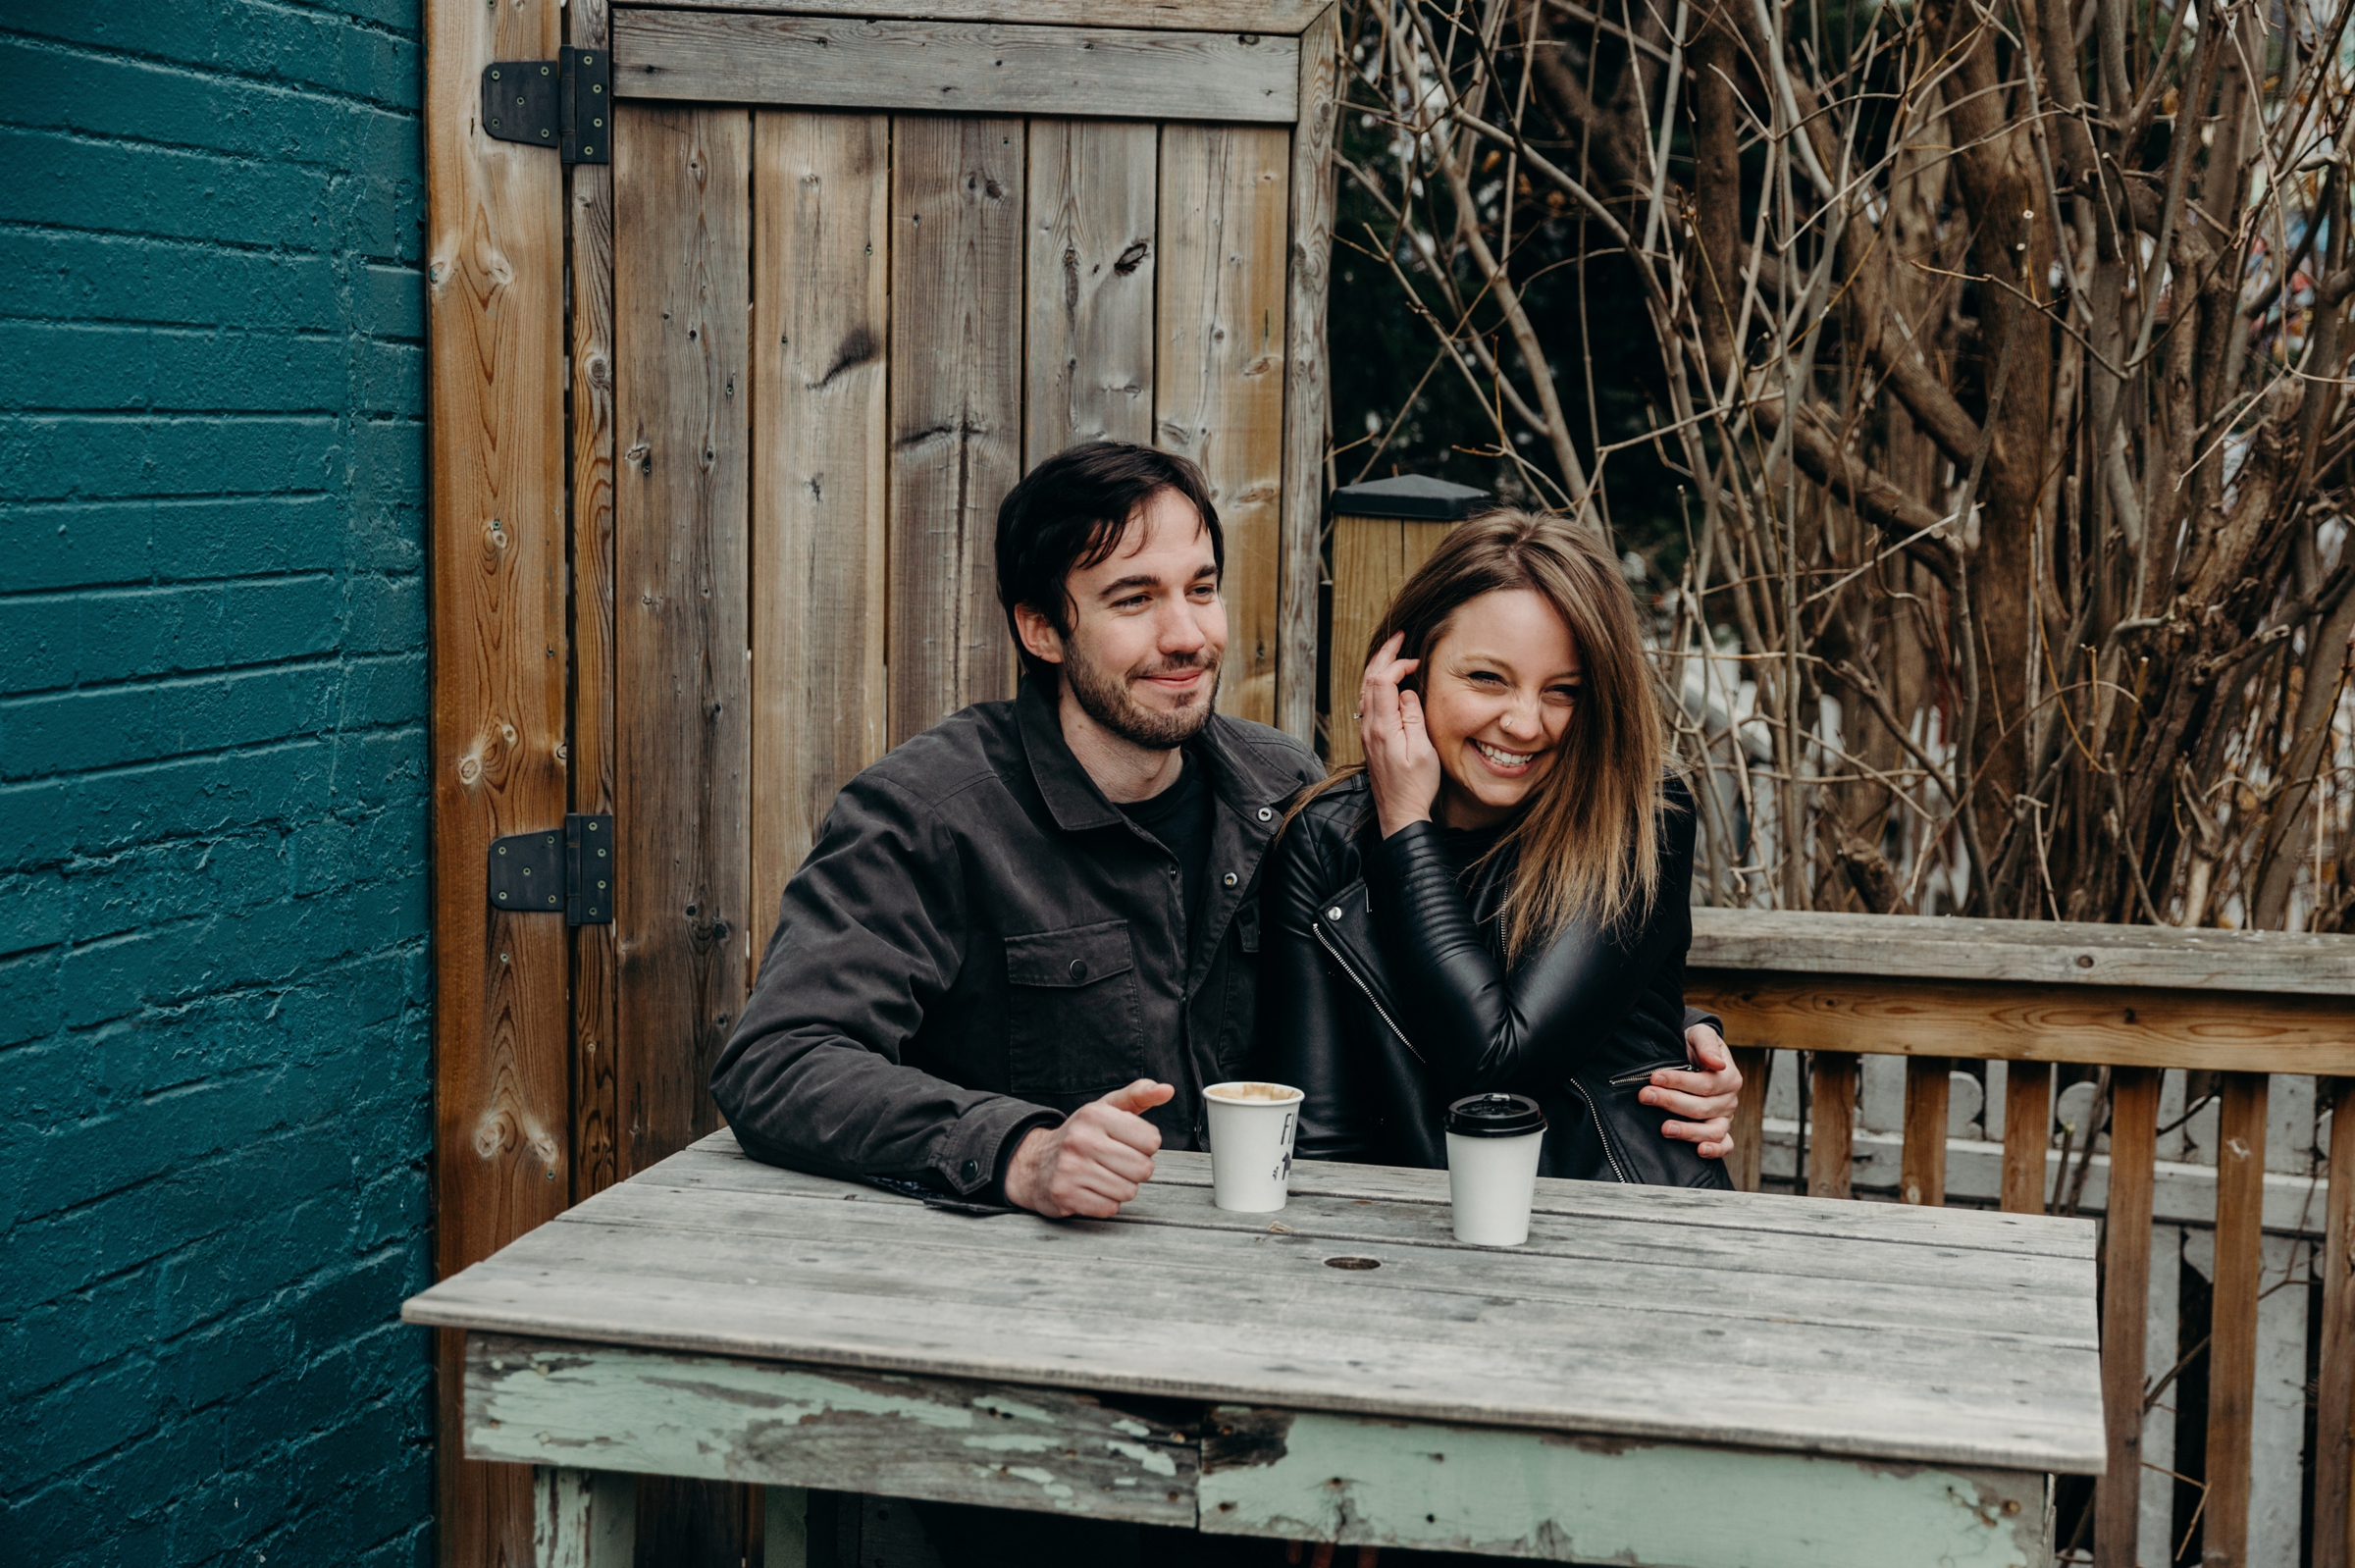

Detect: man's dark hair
[995, 441, 1224, 686]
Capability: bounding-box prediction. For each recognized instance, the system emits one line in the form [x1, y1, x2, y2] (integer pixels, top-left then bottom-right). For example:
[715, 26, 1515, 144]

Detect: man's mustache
[1128, 652, 1220, 681]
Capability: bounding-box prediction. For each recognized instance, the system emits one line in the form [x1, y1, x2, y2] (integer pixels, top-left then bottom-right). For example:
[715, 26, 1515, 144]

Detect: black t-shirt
[1120, 750, 1216, 942]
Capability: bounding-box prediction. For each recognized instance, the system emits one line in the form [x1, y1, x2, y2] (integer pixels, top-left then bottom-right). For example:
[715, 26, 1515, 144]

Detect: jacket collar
[1015, 673, 1301, 833]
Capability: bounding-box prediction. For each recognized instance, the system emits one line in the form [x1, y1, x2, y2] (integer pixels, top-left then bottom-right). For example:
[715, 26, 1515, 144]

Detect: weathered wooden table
[402, 1130, 2106, 1566]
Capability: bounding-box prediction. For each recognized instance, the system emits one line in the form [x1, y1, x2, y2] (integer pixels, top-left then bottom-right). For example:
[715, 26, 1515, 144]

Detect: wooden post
[2000, 1061, 2053, 1213]
[1807, 1053, 1858, 1199]
[1277, 3, 1340, 746]
[2203, 1071, 2271, 1568]
[1727, 1046, 1771, 1193]
[2093, 1067, 2159, 1568]
[2317, 1076, 2355, 1568]
[1899, 1056, 1951, 1205]
[1322, 476, 1492, 765]
[534, 1467, 636, 1568]
[426, 0, 571, 1558]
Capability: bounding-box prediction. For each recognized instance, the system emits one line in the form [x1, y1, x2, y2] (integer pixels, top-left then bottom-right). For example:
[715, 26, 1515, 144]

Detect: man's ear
[1013, 601, 1067, 667]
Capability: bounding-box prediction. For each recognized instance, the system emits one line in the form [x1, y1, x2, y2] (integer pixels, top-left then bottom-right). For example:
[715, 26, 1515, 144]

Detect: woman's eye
[1549, 686, 1581, 703]
[1468, 670, 1505, 686]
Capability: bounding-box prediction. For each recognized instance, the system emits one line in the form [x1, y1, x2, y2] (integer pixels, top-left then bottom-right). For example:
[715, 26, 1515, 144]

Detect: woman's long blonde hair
[1300, 508, 1672, 960]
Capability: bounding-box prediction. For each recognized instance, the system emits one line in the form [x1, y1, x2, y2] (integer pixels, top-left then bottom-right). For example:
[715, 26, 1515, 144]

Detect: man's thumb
[1101, 1078, 1176, 1115]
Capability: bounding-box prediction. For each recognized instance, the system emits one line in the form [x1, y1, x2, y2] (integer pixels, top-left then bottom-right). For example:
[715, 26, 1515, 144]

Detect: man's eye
[1114, 595, 1149, 609]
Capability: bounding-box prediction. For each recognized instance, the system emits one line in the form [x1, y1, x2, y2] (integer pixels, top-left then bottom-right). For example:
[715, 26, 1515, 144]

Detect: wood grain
[425, 0, 570, 1558]
[1807, 1052, 1858, 1199]
[1688, 969, 2355, 1073]
[1999, 1062, 2052, 1214]
[1727, 1044, 1770, 1192]
[1324, 514, 1452, 767]
[471, 1334, 1198, 1525]
[2092, 1067, 2158, 1568]
[535, 1466, 636, 1568]
[2203, 1071, 2271, 1568]
[1022, 119, 1159, 463]
[1899, 1056, 1949, 1206]
[613, 11, 1299, 124]
[1690, 906, 2355, 994]
[751, 112, 891, 960]
[613, 105, 753, 1177]
[1277, 4, 1339, 745]
[888, 115, 1024, 742]
[637, 0, 1328, 34]
[1157, 125, 1290, 726]
[568, 0, 620, 1208]
[2318, 1076, 2355, 1568]
[407, 1135, 2107, 1475]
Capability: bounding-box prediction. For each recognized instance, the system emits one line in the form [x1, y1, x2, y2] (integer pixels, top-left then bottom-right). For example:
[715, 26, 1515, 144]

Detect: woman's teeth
[1476, 741, 1535, 768]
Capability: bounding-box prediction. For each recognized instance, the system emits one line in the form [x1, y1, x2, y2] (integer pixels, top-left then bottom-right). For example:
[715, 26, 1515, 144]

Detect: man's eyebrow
[1095, 561, 1221, 600]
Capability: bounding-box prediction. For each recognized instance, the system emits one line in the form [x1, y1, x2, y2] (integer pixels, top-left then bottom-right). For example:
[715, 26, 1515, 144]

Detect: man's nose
[1158, 598, 1207, 652]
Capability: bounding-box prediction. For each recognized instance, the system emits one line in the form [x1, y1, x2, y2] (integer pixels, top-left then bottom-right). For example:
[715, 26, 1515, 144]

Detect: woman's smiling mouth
[1474, 740, 1539, 772]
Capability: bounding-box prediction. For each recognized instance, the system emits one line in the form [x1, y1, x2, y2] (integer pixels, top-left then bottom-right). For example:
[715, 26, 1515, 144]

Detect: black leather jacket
[1253, 771, 1730, 1188]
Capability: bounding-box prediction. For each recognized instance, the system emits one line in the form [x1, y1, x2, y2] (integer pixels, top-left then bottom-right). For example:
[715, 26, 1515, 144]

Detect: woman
[1256, 509, 1727, 1187]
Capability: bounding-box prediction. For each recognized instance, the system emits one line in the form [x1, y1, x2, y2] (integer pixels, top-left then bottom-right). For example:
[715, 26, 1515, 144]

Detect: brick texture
[0, 3, 433, 1563]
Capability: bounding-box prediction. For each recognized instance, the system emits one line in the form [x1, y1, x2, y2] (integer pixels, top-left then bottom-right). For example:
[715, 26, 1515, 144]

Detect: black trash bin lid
[1445, 1092, 1546, 1138]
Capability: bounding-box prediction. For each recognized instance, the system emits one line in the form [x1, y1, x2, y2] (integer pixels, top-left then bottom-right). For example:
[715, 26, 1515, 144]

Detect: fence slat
[2000, 1061, 2052, 1215]
[1899, 1056, 1949, 1205]
[2094, 1067, 2158, 1568]
[1806, 1053, 1858, 1199]
[2203, 1071, 2271, 1568]
[2313, 1076, 2353, 1568]
[1728, 1046, 1770, 1193]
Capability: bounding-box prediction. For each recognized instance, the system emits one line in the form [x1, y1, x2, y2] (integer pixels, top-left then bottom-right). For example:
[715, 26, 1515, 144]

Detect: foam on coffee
[1205, 1080, 1301, 1103]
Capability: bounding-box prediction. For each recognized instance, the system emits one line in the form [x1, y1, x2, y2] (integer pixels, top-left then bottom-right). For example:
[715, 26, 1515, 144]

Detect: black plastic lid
[1445, 1092, 1546, 1138]
[1328, 474, 1494, 522]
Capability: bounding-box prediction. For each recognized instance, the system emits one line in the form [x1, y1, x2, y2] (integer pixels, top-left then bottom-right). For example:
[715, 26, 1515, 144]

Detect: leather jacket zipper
[1566, 1078, 1633, 1183]
[1312, 921, 1427, 1064]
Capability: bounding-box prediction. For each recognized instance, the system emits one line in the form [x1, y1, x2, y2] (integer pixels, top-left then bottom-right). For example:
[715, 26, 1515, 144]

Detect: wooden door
[426, 5, 1338, 1562]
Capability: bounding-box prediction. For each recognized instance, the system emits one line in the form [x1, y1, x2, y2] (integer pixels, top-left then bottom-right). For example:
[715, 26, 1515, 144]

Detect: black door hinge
[489, 814, 615, 925]
[481, 47, 609, 165]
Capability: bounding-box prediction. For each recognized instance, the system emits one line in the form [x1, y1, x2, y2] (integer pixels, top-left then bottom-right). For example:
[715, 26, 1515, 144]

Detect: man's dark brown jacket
[710, 678, 1322, 1203]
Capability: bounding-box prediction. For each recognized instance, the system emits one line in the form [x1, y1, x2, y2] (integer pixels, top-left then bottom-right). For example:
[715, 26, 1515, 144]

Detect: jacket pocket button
[961, 1159, 979, 1180]
[1256, 807, 1273, 821]
[1069, 959, 1088, 981]
[1222, 872, 1238, 888]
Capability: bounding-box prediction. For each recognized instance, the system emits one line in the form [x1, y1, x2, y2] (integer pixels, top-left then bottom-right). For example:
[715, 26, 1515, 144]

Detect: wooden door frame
[426, 3, 1339, 1560]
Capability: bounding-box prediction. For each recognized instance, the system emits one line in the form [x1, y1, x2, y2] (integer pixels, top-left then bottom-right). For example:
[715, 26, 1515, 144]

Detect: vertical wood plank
[2093, 1066, 2159, 1568]
[1899, 1055, 1950, 1205]
[568, 0, 620, 1206]
[1157, 123, 1290, 726]
[2138, 1225, 2183, 1561]
[1023, 120, 1158, 463]
[1806, 1052, 1858, 1199]
[764, 1487, 810, 1568]
[614, 104, 753, 1179]
[535, 1466, 637, 1568]
[2248, 1232, 2309, 1568]
[888, 115, 1024, 743]
[2202, 1071, 2271, 1568]
[2001, 1060, 2053, 1214]
[1727, 1045, 1771, 1193]
[751, 113, 891, 959]
[1278, 3, 1341, 744]
[426, 0, 568, 1558]
[2318, 1076, 2355, 1568]
[1325, 514, 1451, 768]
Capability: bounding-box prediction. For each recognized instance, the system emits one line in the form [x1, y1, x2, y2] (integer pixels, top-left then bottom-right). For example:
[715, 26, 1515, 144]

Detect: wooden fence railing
[1689, 910, 2355, 1568]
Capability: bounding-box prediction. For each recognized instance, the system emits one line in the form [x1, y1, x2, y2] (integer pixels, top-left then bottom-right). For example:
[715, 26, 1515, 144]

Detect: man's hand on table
[1003, 1079, 1174, 1218]
[1646, 1022, 1743, 1160]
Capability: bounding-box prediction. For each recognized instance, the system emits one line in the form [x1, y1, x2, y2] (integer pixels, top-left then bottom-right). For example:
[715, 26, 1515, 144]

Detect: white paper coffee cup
[1444, 1093, 1548, 1245]
[1204, 1081, 1304, 1212]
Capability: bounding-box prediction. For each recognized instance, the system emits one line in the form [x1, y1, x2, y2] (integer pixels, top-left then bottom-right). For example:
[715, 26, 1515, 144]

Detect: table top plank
[405, 1133, 2107, 1475]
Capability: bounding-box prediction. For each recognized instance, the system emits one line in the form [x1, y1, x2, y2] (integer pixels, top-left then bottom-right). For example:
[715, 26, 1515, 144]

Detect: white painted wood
[406, 1135, 2107, 1476]
[533, 1466, 635, 1568]
[472, 1336, 1197, 1525]
[657, 0, 1328, 33]
[2270, 1072, 2320, 1174]
[1950, 1070, 1986, 1138]
[1196, 1405, 2051, 1566]
[1690, 907, 2355, 995]
[2249, 1233, 2312, 1568]
[2139, 1226, 2182, 1566]
[611, 11, 1300, 123]
[1861, 1053, 1906, 1133]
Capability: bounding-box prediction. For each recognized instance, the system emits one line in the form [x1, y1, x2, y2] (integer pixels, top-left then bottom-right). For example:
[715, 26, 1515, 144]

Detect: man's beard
[1063, 643, 1223, 750]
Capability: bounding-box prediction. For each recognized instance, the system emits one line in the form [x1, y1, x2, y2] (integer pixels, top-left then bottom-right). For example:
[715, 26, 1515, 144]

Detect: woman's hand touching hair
[1360, 632, 1443, 839]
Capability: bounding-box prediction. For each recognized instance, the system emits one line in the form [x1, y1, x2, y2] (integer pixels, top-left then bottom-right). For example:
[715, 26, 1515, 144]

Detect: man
[711, 440, 1742, 1218]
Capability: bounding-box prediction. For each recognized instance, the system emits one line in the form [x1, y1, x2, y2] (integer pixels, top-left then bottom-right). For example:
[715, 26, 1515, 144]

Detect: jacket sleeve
[1250, 810, 1384, 1163]
[709, 771, 1059, 1201]
[1365, 778, 1699, 1100]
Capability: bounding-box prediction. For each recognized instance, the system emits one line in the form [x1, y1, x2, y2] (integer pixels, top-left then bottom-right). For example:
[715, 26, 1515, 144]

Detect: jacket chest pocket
[1003, 918, 1146, 1097]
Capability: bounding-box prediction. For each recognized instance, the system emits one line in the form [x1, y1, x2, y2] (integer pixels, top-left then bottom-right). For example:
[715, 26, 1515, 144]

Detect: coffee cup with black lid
[1443, 1092, 1547, 1245]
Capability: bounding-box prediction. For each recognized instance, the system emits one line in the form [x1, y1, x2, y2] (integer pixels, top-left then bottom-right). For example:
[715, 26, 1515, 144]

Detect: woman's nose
[1498, 695, 1538, 736]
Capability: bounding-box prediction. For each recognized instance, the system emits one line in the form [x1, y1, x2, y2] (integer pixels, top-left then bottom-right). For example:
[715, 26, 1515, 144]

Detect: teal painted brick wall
[0, 1, 433, 1563]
